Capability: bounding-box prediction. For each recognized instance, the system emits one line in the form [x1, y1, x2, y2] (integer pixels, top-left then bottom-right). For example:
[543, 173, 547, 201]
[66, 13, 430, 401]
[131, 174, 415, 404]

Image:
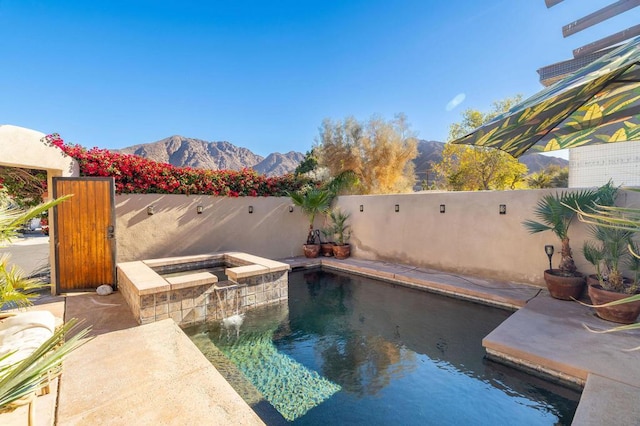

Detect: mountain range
[119, 135, 568, 179]
[119, 136, 305, 177]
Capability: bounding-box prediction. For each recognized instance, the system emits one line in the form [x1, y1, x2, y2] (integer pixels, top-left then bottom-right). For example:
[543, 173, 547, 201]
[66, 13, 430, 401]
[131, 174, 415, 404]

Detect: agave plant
[523, 189, 600, 274]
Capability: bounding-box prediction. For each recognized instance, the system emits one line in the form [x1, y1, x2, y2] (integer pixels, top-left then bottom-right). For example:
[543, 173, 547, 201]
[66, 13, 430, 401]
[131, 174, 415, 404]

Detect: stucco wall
[334, 189, 640, 286]
[115, 189, 640, 288]
[0, 125, 78, 178]
[115, 194, 310, 262]
[0, 124, 79, 294]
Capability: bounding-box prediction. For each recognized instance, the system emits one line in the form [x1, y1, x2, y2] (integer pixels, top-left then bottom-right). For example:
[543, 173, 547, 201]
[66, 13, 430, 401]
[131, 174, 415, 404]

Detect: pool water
[160, 266, 228, 282]
[186, 269, 580, 425]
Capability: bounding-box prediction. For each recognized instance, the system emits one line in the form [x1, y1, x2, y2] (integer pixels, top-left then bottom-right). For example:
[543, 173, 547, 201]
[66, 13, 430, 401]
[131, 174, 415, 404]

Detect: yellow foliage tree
[316, 114, 418, 194]
[432, 96, 528, 191]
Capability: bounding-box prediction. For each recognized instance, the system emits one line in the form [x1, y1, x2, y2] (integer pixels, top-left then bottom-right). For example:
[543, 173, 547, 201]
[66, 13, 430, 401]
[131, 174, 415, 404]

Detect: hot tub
[117, 252, 290, 326]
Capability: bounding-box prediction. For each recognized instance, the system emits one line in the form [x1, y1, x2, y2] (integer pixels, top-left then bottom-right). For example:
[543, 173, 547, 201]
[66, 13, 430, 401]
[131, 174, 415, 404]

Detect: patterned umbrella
[452, 36, 640, 158]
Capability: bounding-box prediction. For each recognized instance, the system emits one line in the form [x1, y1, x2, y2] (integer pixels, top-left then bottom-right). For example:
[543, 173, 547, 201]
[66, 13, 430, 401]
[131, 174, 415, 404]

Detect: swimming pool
[186, 269, 579, 425]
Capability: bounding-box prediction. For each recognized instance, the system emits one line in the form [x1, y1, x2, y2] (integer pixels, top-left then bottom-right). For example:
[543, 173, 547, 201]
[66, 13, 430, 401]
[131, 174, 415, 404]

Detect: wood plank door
[53, 177, 116, 292]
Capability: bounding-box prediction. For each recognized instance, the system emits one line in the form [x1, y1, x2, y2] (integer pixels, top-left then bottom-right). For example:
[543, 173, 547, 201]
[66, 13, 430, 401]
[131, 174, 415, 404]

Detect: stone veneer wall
[234, 270, 288, 308]
[117, 253, 289, 327]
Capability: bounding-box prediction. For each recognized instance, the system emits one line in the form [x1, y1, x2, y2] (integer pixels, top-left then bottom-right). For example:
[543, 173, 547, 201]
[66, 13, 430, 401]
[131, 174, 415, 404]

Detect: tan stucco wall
[334, 189, 640, 286]
[115, 194, 310, 261]
[115, 189, 640, 288]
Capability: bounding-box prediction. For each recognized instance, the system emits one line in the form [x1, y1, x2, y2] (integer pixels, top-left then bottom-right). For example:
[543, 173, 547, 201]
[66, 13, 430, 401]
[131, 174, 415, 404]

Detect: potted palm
[579, 184, 640, 323]
[572, 197, 640, 335]
[320, 228, 335, 257]
[523, 188, 601, 300]
[288, 188, 332, 258]
[329, 209, 351, 259]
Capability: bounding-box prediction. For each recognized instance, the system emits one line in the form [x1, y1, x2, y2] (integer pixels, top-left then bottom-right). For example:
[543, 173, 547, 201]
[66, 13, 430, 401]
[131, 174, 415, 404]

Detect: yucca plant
[328, 209, 350, 246]
[523, 189, 600, 275]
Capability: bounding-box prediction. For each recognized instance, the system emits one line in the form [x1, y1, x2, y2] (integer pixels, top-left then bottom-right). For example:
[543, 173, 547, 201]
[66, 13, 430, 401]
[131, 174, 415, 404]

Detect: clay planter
[303, 244, 320, 258]
[333, 244, 351, 260]
[321, 243, 335, 257]
[588, 284, 640, 324]
[543, 269, 585, 300]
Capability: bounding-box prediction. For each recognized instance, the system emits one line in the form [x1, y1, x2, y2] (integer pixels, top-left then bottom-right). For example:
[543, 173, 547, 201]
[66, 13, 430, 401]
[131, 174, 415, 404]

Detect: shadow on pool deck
[3, 257, 638, 424]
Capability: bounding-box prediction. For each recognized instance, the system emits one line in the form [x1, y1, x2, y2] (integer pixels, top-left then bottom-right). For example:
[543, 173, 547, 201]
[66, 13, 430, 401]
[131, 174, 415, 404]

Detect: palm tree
[523, 189, 600, 274]
[289, 188, 332, 244]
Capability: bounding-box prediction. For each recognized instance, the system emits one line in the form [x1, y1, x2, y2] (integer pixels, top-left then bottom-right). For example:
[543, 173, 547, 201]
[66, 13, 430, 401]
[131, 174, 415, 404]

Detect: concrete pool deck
[2, 257, 639, 424]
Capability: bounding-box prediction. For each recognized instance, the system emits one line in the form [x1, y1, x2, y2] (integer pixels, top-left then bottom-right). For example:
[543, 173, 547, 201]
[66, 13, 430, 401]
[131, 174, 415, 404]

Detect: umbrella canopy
[452, 36, 640, 158]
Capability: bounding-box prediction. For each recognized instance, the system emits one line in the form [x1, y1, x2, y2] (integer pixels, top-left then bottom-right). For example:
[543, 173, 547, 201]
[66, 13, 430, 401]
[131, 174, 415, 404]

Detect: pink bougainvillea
[42, 133, 309, 196]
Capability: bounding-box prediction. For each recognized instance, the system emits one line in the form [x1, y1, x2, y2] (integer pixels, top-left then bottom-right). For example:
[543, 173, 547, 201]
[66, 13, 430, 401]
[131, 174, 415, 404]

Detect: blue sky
[1, 1, 638, 157]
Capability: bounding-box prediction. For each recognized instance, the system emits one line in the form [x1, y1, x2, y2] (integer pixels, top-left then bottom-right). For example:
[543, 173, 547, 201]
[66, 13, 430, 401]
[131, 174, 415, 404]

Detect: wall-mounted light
[440, 204, 446, 214]
[196, 205, 204, 214]
[248, 206, 254, 214]
[147, 205, 155, 215]
[499, 204, 507, 215]
[288, 205, 294, 213]
[395, 204, 400, 213]
[359, 205, 364, 212]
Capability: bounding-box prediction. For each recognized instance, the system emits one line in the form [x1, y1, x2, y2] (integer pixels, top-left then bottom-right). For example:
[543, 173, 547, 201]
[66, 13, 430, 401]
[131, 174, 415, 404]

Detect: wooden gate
[53, 177, 116, 292]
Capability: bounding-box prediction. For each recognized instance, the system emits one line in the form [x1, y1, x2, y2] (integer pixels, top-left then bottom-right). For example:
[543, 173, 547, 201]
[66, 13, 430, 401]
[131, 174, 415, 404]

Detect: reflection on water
[186, 269, 580, 425]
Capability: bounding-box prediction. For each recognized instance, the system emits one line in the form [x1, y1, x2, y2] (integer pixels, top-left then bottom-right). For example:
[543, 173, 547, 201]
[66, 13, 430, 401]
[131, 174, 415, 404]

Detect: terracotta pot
[543, 269, 585, 300]
[321, 243, 334, 257]
[303, 244, 320, 258]
[588, 284, 640, 324]
[333, 244, 351, 260]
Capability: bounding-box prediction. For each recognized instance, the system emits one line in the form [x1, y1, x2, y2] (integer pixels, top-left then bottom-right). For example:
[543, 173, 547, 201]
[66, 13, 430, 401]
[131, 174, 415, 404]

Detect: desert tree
[315, 114, 418, 194]
[433, 96, 528, 191]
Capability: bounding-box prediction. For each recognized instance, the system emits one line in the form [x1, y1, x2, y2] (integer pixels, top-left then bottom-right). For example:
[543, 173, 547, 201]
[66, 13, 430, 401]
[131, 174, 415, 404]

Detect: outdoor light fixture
[545, 245, 554, 271]
[499, 204, 507, 215]
[248, 206, 254, 214]
[395, 204, 399, 212]
[440, 204, 446, 214]
[147, 205, 155, 215]
[196, 205, 204, 214]
[359, 205, 364, 212]
[289, 205, 294, 213]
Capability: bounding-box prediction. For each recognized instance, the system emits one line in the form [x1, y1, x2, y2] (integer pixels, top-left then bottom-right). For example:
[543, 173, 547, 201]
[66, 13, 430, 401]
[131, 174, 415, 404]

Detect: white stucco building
[569, 141, 640, 188]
